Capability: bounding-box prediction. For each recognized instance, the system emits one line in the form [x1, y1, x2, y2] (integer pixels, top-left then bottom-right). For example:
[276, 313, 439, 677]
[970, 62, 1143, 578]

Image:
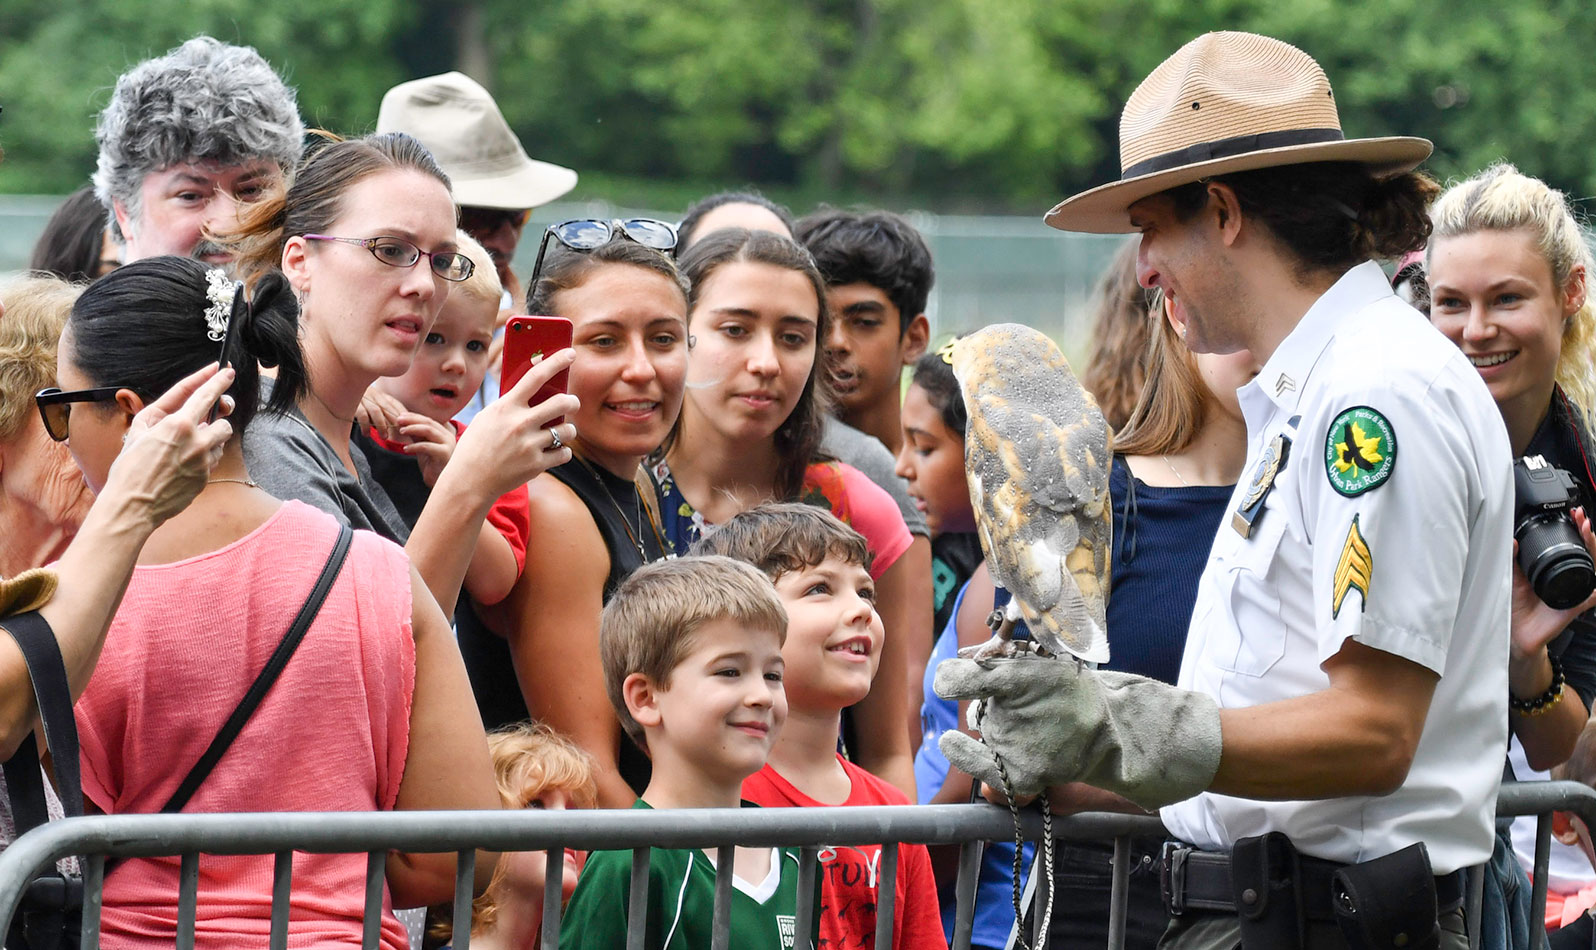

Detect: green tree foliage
[4, 0, 1596, 211]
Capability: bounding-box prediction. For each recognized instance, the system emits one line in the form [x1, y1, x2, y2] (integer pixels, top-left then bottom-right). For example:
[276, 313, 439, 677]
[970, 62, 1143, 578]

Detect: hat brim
[1044, 136, 1433, 234]
[451, 158, 579, 211]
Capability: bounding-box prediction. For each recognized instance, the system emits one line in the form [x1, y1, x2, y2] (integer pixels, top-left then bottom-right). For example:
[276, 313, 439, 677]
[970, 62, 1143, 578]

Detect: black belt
[1161, 842, 1467, 920]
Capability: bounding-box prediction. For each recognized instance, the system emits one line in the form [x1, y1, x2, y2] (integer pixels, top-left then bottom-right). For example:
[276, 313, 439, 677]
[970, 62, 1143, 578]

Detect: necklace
[1162, 455, 1192, 488]
[572, 452, 663, 560]
[208, 477, 259, 488]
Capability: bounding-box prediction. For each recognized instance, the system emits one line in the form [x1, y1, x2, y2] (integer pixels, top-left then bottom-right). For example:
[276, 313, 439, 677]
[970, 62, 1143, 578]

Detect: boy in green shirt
[559, 555, 818, 950]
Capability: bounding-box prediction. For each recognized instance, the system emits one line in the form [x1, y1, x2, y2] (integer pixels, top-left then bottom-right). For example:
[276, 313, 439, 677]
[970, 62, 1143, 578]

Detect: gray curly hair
[93, 36, 304, 240]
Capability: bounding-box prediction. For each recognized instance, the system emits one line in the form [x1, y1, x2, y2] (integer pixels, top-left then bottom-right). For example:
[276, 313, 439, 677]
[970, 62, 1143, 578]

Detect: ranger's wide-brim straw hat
[1045, 32, 1433, 234]
[378, 72, 577, 211]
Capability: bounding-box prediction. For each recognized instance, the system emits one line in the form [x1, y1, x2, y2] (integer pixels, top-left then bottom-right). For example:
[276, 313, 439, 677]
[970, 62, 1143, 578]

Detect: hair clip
[204, 269, 238, 342]
[936, 338, 957, 365]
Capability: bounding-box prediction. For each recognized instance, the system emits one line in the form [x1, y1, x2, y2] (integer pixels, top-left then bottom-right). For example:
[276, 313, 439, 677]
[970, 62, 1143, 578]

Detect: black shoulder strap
[1, 611, 83, 832]
[161, 523, 354, 814]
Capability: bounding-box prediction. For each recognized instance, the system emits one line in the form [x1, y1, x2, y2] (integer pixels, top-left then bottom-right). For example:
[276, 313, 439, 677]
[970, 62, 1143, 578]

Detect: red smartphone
[501, 316, 573, 426]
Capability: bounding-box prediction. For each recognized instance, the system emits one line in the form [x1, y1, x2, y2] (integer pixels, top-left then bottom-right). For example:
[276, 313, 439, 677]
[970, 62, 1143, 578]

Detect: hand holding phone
[501, 316, 574, 426]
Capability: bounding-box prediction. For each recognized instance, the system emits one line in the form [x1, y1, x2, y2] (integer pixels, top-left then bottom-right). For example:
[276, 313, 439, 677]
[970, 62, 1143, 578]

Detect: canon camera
[1514, 455, 1596, 609]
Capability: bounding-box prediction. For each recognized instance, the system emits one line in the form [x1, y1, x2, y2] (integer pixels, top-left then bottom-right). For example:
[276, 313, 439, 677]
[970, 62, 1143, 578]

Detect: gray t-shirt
[242, 380, 409, 543]
[822, 417, 928, 537]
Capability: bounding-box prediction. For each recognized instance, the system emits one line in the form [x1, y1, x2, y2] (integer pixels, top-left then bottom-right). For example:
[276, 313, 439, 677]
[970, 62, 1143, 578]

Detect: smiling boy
[560, 555, 818, 950]
[693, 504, 946, 950]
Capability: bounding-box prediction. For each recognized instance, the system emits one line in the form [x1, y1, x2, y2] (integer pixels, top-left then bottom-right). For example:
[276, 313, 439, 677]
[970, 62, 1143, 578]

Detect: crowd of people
[5, 24, 1596, 950]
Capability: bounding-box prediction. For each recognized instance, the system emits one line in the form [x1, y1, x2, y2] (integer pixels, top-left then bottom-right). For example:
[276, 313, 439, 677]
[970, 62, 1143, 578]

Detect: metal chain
[975, 700, 1056, 950]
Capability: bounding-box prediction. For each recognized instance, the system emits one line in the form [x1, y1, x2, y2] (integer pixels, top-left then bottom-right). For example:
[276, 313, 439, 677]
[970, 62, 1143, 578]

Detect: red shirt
[742, 756, 947, 950]
[364, 422, 532, 575]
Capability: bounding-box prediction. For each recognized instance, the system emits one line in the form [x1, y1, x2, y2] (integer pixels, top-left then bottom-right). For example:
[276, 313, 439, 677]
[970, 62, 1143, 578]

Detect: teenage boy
[693, 504, 946, 950]
[795, 209, 932, 457]
[355, 231, 528, 610]
[561, 556, 818, 950]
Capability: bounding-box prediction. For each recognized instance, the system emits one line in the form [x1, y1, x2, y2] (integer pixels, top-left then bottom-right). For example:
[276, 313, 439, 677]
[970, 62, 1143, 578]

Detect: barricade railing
[0, 781, 1589, 950]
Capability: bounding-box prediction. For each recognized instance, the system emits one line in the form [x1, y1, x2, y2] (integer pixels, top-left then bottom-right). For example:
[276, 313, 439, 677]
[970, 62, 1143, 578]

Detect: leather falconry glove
[934, 656, 1224, 811]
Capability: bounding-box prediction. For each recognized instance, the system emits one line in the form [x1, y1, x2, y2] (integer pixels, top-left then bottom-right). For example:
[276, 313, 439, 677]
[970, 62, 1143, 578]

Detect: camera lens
[1517, 515, 1596, 610]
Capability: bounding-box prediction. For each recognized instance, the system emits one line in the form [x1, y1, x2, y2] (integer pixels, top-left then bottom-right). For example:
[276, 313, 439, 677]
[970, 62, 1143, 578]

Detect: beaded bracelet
[1510, 652, 1565, 716]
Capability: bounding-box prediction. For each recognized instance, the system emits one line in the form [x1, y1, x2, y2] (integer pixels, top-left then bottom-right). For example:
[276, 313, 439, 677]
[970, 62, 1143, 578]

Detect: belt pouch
[1330, 842, 1439, 950]
[1231, 832, 1305, 950]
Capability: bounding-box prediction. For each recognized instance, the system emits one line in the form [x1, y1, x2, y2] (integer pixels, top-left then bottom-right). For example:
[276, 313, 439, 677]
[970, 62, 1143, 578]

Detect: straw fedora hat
[1045, 32, 1432, 234]
[378, 72, 578, 211]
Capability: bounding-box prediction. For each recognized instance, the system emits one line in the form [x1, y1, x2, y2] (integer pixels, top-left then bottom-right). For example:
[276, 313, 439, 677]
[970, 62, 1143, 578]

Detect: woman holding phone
[462, 229, 690, 809]
[55, 256, 498, 948]
[230, 132, 577, 616]
[652, 227, 917, 796]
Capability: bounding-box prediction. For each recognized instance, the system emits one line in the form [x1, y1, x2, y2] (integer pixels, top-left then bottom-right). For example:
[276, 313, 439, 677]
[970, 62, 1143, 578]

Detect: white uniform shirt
[1160, 261, 1513, 875]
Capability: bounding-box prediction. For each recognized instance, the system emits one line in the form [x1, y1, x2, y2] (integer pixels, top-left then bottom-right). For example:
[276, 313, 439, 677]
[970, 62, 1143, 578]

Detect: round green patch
[1323, 406, 1396, 497]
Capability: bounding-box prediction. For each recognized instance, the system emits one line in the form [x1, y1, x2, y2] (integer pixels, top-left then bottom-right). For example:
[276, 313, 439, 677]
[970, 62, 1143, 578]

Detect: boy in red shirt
[692, 503, 946, 950]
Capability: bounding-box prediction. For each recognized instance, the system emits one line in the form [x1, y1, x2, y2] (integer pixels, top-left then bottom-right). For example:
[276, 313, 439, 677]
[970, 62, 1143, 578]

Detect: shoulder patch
[1332, 514, 1373, 618]
[1324, 406, 1396, 497]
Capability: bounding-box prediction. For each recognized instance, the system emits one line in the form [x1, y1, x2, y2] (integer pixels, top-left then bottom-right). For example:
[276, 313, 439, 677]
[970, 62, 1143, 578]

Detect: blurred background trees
[3, 0, 1593, 213]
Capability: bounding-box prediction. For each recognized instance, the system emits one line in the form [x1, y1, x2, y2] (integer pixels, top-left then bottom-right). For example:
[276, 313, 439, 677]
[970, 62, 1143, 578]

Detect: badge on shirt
[1333, 514, 1373, 617]
[1232, 431, 1292, 538]
[1324, 406, 1397, 497]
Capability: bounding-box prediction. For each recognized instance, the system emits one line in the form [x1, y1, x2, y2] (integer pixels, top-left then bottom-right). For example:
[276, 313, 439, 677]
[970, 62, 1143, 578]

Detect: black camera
[1514, 455, 1596, 609]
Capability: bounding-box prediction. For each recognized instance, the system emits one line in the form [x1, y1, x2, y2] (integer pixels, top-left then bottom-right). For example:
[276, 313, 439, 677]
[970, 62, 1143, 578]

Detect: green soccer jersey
[559, 800, 817, 950]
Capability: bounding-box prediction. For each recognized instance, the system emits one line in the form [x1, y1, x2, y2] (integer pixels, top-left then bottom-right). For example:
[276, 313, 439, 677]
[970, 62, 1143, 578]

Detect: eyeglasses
[528, 219, 679, 288]
[35, 387, 123, 442]
[459, 206, 533, 237]
[302, 235, 475, 282]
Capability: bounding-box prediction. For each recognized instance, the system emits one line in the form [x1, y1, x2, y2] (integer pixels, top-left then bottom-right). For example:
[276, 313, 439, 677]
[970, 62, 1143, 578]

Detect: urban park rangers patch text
[1324, 406, 1396, 497]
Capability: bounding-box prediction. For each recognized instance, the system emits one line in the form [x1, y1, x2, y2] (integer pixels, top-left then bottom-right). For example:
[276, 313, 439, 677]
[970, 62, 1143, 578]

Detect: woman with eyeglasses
[52, 256, 498, 948]
[228, 132, 578, 617]
[651, 227, 918, 797]
[458, 222, 688, 808]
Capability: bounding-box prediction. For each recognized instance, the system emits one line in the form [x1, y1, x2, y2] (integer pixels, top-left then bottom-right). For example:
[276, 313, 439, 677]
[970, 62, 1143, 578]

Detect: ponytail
[67, 255, 305, 437]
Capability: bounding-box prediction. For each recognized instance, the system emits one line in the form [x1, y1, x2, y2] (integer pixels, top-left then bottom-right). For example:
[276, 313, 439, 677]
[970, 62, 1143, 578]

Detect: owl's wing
[953, 324, 1112, 663]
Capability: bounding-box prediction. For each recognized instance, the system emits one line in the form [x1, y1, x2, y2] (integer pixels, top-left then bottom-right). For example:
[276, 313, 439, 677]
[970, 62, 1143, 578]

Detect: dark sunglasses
[528, 218, 679, 290]
[35, 387, 123, 442]
[459, 206, 533, 236]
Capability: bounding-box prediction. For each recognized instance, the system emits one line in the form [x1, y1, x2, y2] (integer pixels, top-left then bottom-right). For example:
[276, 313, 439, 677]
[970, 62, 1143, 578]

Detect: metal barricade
[0, 781, 1591, 950]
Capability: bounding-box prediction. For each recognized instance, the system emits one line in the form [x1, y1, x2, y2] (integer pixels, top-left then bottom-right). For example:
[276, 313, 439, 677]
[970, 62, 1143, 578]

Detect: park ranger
[935, 31, 1511, 948]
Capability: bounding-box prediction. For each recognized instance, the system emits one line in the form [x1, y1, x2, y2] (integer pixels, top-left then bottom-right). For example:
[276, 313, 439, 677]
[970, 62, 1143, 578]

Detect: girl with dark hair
[29, 186, 118, 284]
[231, 132, 577, 617]
[653, 227, 918, 796]
[57, 256, 498, 948]
[461, 236, 690, 808]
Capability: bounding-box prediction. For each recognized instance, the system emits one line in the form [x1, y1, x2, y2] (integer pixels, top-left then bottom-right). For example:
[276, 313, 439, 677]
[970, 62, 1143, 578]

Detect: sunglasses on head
[35, 387, 122, 442]
[528, 218, 679, 289]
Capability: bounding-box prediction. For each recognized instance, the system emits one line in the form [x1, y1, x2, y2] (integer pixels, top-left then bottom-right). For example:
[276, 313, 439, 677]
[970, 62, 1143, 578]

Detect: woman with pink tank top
[52, 256, 498, 948]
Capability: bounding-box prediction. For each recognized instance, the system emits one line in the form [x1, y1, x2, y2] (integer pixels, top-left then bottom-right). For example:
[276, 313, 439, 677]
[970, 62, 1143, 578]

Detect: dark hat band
[1121, 127, 1345, 180]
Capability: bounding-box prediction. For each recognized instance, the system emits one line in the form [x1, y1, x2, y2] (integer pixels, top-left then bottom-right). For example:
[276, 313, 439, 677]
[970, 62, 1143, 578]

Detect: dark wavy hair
[65, 255, 306, 436]
[1167, 162, 1439, 279]
[795, 208, 934, 332]
[667, 228, 832, 501]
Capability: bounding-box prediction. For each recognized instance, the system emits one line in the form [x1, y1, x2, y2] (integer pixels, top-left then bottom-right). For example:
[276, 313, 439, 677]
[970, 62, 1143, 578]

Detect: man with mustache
[93, 36, 303, 267]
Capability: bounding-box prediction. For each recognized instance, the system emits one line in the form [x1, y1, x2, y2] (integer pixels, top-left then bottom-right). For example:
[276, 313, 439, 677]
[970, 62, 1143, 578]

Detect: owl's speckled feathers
[952, 324, 1112, 664]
